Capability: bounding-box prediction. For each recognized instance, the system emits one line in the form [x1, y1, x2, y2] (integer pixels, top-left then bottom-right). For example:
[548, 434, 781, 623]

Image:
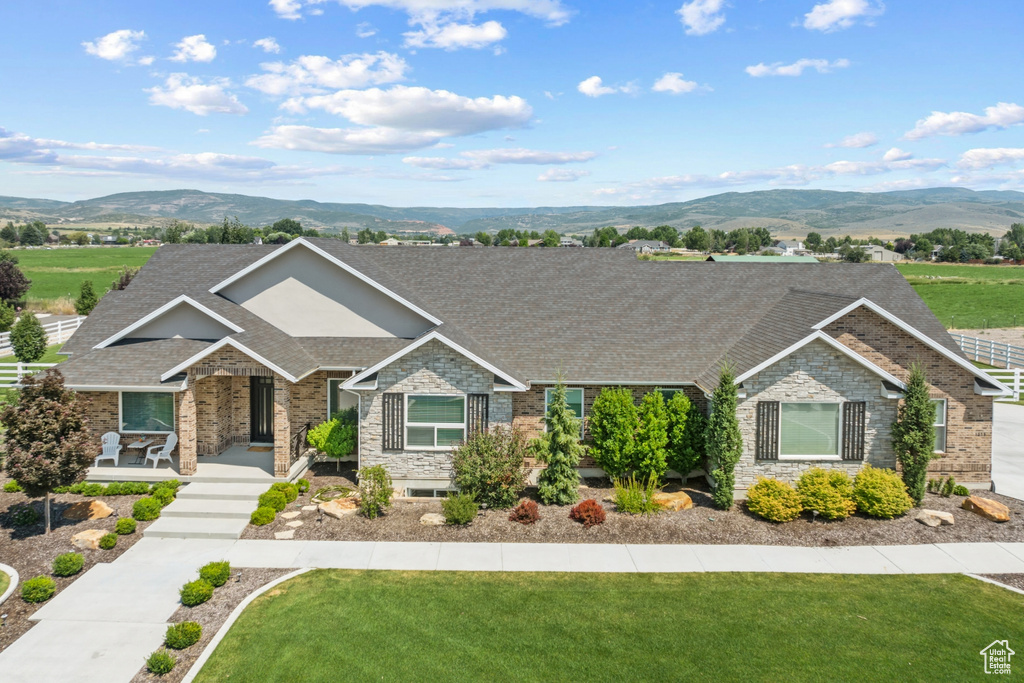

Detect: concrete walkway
[3, 538, 1024, 683]
[994, 403, 1024, 501]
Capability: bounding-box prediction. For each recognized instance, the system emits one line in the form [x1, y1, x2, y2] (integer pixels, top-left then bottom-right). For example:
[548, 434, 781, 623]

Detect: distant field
[895, 262, 1024, 329]
[14, 246, 157, 302]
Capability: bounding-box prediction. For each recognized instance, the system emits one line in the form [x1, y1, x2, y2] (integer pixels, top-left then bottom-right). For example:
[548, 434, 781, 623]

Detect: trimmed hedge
[746, 478, 803, 523]
[165, 621, 202, 650]
[22, 576, 56, 603]
[52, 552, 84, 577]
[132, 497, 162, 521]
[853, 465, 914, 519]
[115, 517, 137, 535]
[250, 506, 276, 526]
[270, 482, 299, 504]
[179, 579, 214, 607]
[146, 650, 176, 675]
[199, 561, 231, 588]
[796, 468, 856, 520]
[258, 490, 287, 513]
[99, 533, 117, 550]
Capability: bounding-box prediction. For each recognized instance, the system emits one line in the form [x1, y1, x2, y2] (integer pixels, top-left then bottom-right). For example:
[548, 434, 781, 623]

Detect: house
[858, 245, 904, 262]
[618, 240, 670, 253]
[100, 235, 118, 245]
[706, 255, 819, 263]
[57, 238, 1008, 496]
[559, 237, 583, 247]
[775, 240, 806, 256]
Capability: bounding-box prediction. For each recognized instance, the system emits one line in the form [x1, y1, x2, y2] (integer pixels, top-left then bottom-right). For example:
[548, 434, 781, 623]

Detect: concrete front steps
[144, 482, 267, 540]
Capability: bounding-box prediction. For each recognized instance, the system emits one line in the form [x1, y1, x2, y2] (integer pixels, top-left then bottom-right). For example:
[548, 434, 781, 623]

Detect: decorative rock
[63, 500, 114, 521]
[915, 509, 955, 527]
[319, 498, 358, 519]
[652, 491, 694, 512]
[281, 511, 301, 520]
[71, 529, 107, 550]
[286, 520, 303, 528]
[301, 505, 316, 512]
[420, 513, 446, 526]
[274, 529, 295, 540]
[962, 496, 1010, 523]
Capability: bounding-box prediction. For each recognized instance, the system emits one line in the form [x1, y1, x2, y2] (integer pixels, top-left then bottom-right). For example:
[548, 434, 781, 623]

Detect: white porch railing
[0, 316, 85, 358]
[0, 362, 59, 387]
[950, 332, 1024, 370]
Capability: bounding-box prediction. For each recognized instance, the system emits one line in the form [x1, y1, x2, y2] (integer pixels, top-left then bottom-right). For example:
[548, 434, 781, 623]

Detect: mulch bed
[130, 567, 289, 683]
[980, 574, 1024, 592]
[241, 463, 1024, 547]
[0, 477, 155, 652]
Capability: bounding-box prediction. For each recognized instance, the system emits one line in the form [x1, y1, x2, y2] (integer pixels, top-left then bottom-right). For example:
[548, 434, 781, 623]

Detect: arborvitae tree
[892, 363, 937, 505]
[75, 280, 99, 315]
[0, 300, 15, 333]
[665, 391, 702, 479]
[535, 379, 583, 505]
[706, 364, 743, 510]
[11, 311, 47, 363]
[1, 369, 92, 533]
[588, 387, 637, 478]
[634, 391, 669, 482]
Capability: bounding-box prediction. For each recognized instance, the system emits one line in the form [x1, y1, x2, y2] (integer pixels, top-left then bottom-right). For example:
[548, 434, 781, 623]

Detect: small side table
[125, 438, 154, 464]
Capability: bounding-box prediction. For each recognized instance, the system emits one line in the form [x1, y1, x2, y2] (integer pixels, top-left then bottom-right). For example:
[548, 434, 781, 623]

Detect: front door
[250, 377, 274, 443]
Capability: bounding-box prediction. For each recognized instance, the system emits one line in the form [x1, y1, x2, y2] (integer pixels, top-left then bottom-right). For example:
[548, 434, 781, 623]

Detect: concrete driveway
[993, 403, 1024, 501]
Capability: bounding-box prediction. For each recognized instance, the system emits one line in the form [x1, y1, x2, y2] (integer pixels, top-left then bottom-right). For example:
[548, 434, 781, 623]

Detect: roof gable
[94, 296, 243, 349]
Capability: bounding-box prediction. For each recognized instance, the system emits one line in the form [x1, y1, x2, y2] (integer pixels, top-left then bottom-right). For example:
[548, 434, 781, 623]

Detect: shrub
[442, 493, 479, 525]
[3, 480, 22, 492]
[508, 499, 540, 524]
[10, 311, 46, 363]
[666, 391, 703, 480]
[297, 478, 310, 493]
[199, 561, 231, 587]
[151, 479, 181, 494]
[588, 387, 638, 478]
[357, 464, 393, 519]
[611, 475, 663, 515]
[179, 579, 214, 607]
[258, 489, 287, 512]
[953, 484, 970, 496]
[926, 478, 940, 494]
[51, 552, 84, 577]
[634, 391, 669, 482]
[941, 476, 956, 498]
[115, 517, 137, 535]
[569, 499, 606, 528]
[270, 482, 298, 504]
[706, 365, 742, 510]
[146, 650, 176, 675]
[165, 621, 202, 650]
[132, 497, 162, 521]
[125, 481, 151, 495]
[9, 502, 39, 526]
[796, 468, 856, 520]
[250, 506, 276, 526]
[99, 533, 117, 550]
[103, 482, 123, 496]
[853, 465, 914, 519]
[450, 426, 530, 509]
[746, 478, 803, 522]
[152, 487, 176, 507]
[21, 576, 56, 603]
[81, 482, 105, 497]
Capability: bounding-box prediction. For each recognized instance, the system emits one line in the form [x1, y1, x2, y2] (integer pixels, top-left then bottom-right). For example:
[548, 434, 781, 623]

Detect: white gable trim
[208, 238, 442, 326]
[340, 331, 527, 391]
[159, 338, 298, 383]
[94, 295, 243, 349]
[811, 297, 1011, 394]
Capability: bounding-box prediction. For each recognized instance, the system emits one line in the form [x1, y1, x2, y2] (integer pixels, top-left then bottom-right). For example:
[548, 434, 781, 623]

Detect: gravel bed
[130, 567, 289, 683]
[980, 574, 1024, 592]
[241, 464, 1024, 547]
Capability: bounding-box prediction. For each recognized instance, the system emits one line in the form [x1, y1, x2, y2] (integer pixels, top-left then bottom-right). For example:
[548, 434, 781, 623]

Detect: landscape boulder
[962, 496, 1010, 522]
[71, 529, 107, 550]
[652, 491, 694, 512]
[62, 500, 114, 521]
[420, 513, 446, 526]
[319, 498, 358, 519]
[915, 509, 954, 527]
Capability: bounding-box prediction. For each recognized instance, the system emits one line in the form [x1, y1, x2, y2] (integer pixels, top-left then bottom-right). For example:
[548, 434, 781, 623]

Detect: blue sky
[1, 0, 1023, 206]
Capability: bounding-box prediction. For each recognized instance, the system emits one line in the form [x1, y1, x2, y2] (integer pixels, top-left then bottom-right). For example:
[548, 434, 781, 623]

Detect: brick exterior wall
[273, 374, 291, 477]
[195, 375, 233, 456]
[824, 308, 992, 483]
[78, 391, 120, 437]
[290, 371, 329, 435]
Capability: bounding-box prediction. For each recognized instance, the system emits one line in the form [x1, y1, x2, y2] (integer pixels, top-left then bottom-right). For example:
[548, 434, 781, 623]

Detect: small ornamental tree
[110, 265, 139, 291]
[891, 363, 937, 505]
[11, 311, 47, 363]
[450, 426, 530, 509]
[633, 391, 669, 482]
[0, 259, 31, 303]
[1, 369, 93, 533]
[706, 364, 743, 510]
[306, 414, 357, 471]
[75, 280, 99, 315]
[588, 387, 637, 479]
[535, 379, 583, 505]
[0, 300, 15, 332]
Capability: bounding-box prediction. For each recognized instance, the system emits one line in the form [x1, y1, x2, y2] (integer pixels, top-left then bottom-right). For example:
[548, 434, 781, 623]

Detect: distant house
[100, 235, 118, 246]
[858, 245, 904, 262]
[560, 237, 584, 247]
[618, 240, 669, 253]
[379, 238, 401, 246]
[707, 255, 819, 263]
[774, 241, 806, 256]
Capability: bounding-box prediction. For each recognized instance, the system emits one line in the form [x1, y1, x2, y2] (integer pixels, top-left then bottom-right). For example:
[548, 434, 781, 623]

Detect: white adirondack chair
[94, 432, 123, 467]
[145, 433, 178, 469]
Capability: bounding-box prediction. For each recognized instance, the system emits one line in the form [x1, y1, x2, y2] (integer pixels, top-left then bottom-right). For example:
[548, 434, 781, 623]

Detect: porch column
[273, 374, 291, 478]
[178, 372, 198, 476]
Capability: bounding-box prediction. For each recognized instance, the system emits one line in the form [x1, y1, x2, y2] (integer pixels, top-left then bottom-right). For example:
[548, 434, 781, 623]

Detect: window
[932, 399, 947, 453]
[120, 392, 175, 433]
[406, 395, 465, 448]
[327, 379, 358, 420]
[545, 388, 584, 435]
[779, 403, 840, 458]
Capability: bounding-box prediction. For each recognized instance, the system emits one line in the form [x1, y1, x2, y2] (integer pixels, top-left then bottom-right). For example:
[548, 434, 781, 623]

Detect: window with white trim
[779, 403, 840, 458]
[405, 395, 465, 449]
[120, 392, 175, 433]
[544, 388, 584, 436]
[932, 398, 947, 453]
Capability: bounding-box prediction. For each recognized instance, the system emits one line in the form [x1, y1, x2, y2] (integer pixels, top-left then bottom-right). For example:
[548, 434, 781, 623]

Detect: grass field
[896, 262, 1024, 329]
[0, 570, 9, 597]
[14, 247, 157, 302]
[196, 570, 1024, 682]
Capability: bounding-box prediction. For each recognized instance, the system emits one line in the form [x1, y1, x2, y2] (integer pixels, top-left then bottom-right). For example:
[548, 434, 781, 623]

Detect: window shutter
[382, 393, 404, 450]
[841, 401, 866, 461]
[467, 393, 489, 435]
[756, 401, 779, 460]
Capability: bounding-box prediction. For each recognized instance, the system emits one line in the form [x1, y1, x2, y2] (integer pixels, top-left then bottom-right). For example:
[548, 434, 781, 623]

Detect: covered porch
[87, 445, 311, 483]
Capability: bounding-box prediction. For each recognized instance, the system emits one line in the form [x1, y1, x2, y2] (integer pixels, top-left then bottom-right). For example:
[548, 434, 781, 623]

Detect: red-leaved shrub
[508, 499, 540, 525]
[569, 499, 606, 528]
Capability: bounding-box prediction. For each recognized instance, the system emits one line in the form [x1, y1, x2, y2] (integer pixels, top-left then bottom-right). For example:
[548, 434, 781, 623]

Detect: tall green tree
[272, 218, 304, 236]
[634, 391, 669, 482]
[588, 387, 637, 478]
[0, 223, 19, 244]
[535, 380, 583, 505]
[891, 363, 937, 505]
[542, 230, 560, 247]
[706, 364, 743, 510]
[685, 226, 711, 252]
[665, 391, 703, 479]
[75, 280, 99, 315]
[0, 259, 30, 303]
[11, 311, 47, 363]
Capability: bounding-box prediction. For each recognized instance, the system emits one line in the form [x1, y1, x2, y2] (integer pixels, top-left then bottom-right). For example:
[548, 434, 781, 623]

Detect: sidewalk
[3, 538, 1024, 683]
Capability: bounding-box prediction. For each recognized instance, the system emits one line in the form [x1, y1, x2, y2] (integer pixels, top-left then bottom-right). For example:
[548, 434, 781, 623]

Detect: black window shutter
[382, 393, 404, 450]
[468, 394, 489, 435]
[842, 401, 866, 461]
[756, 401, 779, 460]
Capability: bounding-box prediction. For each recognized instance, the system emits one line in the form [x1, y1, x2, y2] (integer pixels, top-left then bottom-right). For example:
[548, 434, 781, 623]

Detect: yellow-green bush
[745, 477, 803, 522]
[853, 465, 913, 519]
[796, 468, 857, 520]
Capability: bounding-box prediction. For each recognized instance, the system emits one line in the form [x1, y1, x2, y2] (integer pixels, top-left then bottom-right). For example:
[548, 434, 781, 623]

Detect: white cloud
[246, 52, 408, 96]
[356, 22, 377, 37]
[270, 0, 572, 25]
[270, 0, 304, 20]
[138, 55, 155, 66]
[403, 147, 596, 169]
[170, 34, 217, 63]
[538, 168, 589, 182]
[903, 102, 1024, 140]
[745, 58, 850, 77]
[254, 37, 282, 53]
[882, 147, 912, 161]
[402, 156, 483, 170]
[652, 72, 698, 94]
[825, 131, 878, 148]
[676, 0, 726, 36]
[147, 74, 248, 116]
[577, 76, 636, 97]
[404, 20, 507, 49]
[803, 0, 884, 32]
[82, 29, 146, 61]
[957, 148, 1024, 170]
[253, 125, 444, 154]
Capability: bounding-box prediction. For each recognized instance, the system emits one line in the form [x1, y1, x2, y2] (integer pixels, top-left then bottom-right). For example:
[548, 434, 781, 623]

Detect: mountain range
[2, 187, 1023, 239]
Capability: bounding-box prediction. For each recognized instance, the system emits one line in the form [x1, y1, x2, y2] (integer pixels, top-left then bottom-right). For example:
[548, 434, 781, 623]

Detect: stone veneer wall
[360, 339, 511, 483]
[734, 339, 898, 491]
[824, 308, 992, 483]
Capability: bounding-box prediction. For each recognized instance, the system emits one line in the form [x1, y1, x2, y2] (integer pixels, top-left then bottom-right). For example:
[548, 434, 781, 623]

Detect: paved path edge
[0, 563, 19, 606]
[964, 573, 1024, 597]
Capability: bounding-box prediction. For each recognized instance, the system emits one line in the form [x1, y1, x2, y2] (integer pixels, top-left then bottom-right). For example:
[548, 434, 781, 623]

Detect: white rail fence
[0, 363, 59, 388]
[0, 316, 85, 358]
[985, 369, 1022, 402]
[951, 332, 1024, 370]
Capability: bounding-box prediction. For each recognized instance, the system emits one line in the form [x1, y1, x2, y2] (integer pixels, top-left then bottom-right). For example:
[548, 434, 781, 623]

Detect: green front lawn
[0, 570, 9, 597]
[196, 571, 1024, 682]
